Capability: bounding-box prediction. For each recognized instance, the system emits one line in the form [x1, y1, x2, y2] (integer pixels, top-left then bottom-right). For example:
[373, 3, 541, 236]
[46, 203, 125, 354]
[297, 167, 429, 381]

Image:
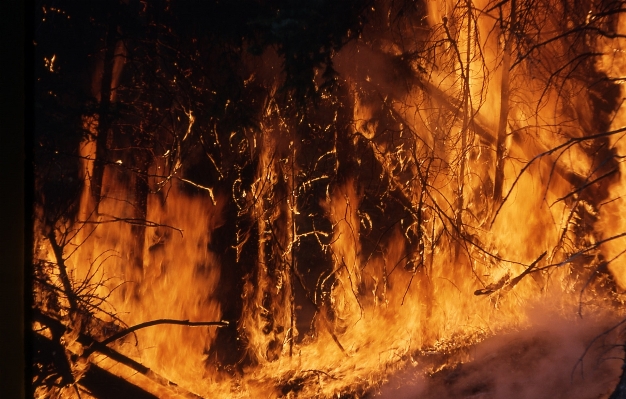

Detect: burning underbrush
[31, 0, 626, 398]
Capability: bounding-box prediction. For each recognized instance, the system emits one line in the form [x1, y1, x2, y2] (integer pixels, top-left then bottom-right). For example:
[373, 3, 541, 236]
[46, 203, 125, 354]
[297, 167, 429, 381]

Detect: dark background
[1, 0, 25, 398]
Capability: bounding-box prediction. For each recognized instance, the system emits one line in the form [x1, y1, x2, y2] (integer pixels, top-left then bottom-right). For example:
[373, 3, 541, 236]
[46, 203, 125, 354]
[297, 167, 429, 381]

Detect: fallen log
[32, 309, 223, 399]
[32, 328, 158, 399]
[78, 363, 160, 399]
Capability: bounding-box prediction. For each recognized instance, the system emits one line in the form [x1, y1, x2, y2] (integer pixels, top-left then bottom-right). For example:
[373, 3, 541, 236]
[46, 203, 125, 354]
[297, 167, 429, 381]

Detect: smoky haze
[371, 307, 623, 399]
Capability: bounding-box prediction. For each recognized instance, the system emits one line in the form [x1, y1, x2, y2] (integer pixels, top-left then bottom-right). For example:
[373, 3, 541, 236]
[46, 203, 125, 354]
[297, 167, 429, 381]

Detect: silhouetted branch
[474, 251, 546, 295]
[572, 317, 626, 380]
[98, 319, 229, 348]
[491, 126, 626, 225]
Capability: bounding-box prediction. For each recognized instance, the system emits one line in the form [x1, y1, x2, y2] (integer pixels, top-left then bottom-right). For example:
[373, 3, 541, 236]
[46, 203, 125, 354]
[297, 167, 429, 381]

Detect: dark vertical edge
[129, 153, 151, 286]
[2, 0, 27, 398]
[91, 19, 118, 209]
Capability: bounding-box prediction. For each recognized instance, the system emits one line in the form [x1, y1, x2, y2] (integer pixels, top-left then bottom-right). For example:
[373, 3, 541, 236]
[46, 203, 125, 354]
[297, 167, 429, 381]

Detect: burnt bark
[79, 364, 159, 399]
[493, 0, 515, 204]
[128, 146, 152, 288]
[91, 19, 119, 210]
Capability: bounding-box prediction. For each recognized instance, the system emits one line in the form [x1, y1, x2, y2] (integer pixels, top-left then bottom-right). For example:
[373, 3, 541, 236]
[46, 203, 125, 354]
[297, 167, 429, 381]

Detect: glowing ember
[32, 1, 626, 398]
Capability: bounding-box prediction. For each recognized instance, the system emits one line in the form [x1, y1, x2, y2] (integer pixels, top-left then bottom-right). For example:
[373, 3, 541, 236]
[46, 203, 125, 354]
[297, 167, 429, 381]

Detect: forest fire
[31, 0, 626, 398]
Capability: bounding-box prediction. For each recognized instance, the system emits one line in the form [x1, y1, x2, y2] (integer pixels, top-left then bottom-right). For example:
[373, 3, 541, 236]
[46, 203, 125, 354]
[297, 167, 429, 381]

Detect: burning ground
[31, 0, 626, 398]
[370, 307, 623, 399]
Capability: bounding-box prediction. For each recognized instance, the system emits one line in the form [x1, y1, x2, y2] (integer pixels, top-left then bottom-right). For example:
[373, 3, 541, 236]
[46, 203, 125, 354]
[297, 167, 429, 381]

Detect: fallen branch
[491, 126, 626, 225]
[475, 251, 546, 296]
[79, 216, 184, 237]
[33, 310, 215, 399]
[536, 232, 626, 272]
[98, 318, 229, 347]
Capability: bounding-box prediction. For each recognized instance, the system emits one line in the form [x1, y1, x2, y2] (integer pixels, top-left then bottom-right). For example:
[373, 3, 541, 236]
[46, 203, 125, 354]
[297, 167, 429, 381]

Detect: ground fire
[31, 0, 626, 398]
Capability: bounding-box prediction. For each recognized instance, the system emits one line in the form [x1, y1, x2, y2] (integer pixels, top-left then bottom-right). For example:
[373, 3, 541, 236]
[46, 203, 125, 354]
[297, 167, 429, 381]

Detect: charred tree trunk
[454, 0, 473, 261]
[493, 0, 515, 205]
[206, 199, 257, 372]
[206, 128, 260, 372]
[128, 146, 151, 288]
[245, 129, 295, 363]
[91, 20, 119, 211]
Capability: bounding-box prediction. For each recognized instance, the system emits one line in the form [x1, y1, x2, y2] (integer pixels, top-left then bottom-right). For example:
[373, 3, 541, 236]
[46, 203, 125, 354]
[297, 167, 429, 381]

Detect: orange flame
[32, 1, 626, 398]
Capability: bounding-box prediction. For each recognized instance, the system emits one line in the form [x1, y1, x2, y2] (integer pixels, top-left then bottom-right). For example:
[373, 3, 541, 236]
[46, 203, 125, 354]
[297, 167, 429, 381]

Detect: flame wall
[32, 0, 626, 398]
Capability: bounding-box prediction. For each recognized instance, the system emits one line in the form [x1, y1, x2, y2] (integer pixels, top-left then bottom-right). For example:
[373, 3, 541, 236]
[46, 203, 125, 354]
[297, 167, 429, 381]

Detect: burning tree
[31, 0, 626, 397]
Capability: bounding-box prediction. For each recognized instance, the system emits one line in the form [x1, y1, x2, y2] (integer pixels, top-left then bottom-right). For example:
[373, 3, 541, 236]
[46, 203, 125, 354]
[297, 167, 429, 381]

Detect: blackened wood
[78, 364, 159, 399]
